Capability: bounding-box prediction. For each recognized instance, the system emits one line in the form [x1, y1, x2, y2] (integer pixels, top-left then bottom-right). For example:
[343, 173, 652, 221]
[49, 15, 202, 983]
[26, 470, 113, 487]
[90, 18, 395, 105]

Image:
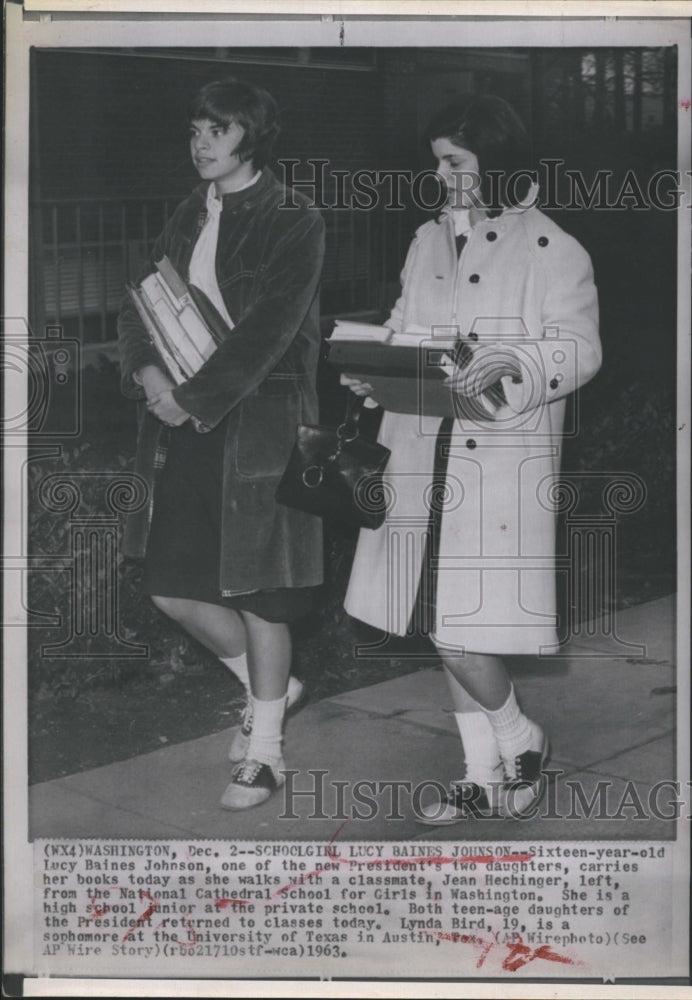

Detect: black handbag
[276, 395, 391, 529]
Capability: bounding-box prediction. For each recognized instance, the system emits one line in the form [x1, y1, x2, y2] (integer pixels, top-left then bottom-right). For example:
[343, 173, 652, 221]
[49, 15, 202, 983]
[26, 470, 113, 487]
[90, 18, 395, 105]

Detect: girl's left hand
[148, 389, 191, 427]
[445, 344, 521, 397]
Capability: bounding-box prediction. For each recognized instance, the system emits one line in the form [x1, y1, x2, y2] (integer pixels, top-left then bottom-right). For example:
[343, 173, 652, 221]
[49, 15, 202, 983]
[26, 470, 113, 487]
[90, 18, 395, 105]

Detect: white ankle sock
[220, 653, 250, 695]
[454, 711, 503, 788]
[247, 694, 286, 766]
[483, 686, 536, 763]
[221, 657, 303, 712]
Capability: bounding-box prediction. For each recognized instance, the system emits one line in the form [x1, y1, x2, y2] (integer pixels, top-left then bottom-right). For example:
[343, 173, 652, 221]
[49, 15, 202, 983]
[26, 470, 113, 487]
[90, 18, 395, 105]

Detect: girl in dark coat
[118, 78, 324, 811]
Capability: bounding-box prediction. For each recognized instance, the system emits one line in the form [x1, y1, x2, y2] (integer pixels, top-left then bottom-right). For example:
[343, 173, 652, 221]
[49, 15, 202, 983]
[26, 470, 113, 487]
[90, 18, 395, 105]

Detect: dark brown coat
[117, 169, 325, 595]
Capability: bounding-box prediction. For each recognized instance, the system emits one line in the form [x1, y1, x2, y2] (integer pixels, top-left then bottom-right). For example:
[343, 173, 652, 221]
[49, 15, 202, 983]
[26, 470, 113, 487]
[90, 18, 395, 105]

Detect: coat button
[468, 331, 479, 342]
[469, 273, 480, 283]
[550, 377, 559, 390]
[466, 439, 477, 449]
[486, 231, 497, 241]
[538, 236, 549, 247]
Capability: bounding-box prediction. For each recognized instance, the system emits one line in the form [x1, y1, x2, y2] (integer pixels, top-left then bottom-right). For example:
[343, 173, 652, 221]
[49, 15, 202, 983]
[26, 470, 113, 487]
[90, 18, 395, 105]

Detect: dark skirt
[143, 417, 319, 623]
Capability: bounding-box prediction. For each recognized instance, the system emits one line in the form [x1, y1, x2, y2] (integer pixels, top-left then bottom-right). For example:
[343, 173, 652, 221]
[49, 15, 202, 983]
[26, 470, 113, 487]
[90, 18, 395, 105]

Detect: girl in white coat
[343, 95, 601, 823]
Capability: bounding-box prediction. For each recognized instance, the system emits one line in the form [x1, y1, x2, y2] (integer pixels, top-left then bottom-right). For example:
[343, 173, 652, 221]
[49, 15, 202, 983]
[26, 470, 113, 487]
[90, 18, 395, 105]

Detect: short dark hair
[427, 94, 535, 214]
[188, 77, 280, 170]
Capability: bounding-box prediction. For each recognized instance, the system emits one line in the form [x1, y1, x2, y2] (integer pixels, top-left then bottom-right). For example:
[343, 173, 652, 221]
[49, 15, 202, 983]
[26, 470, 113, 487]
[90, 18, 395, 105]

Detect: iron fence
[30, 195, 410, 348]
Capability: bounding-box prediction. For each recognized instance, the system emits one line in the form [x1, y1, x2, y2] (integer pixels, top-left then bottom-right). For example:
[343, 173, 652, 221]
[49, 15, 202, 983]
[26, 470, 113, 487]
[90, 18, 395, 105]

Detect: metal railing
[30, 195, 411, 346]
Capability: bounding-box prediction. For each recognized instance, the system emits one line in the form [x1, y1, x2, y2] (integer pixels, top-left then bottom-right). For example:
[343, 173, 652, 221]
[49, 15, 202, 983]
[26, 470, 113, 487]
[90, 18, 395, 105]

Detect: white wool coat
[344, 202, 601, 654]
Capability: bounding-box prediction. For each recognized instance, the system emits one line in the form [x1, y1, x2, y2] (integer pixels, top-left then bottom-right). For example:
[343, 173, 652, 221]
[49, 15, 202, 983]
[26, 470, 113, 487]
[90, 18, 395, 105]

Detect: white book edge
[142, 271, 214, 350]
[129, 286, 186, 385]
[330, 320, 393, 343]
[389, 333, 456, 348]
[152, 299, 201, 378]
[141, 272, 181, 314]
[177, 304, 217, 361]
[135, 274, 217, 377]
[330, 321, 458, 350]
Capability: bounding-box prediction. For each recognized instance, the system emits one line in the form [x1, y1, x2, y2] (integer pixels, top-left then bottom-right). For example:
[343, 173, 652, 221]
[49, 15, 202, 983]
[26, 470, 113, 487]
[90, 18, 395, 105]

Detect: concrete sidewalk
[29, 595, 678, 841]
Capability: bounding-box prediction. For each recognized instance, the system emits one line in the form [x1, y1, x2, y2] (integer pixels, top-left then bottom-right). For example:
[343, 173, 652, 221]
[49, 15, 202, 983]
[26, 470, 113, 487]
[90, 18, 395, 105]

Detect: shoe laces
[501, 725, 544, 781]
[240, 702, 253, 736]
[233, 758, 262, 783]
[503, 747, 542, 783]
[502, 755, 519, 781]
[451, 760, 503, 791]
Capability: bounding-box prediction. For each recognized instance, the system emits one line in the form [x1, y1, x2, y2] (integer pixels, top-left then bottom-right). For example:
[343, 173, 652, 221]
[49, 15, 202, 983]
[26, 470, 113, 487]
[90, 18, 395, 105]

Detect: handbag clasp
[302, 465, 324, 488]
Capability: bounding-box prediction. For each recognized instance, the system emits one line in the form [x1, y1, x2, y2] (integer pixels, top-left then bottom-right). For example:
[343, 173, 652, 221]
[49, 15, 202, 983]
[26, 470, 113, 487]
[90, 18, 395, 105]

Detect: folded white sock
[483, 686, 536, 764]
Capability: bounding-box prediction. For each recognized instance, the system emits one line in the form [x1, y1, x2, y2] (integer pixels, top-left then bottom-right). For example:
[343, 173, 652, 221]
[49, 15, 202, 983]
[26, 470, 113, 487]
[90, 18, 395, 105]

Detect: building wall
[32, 49, 384, 201]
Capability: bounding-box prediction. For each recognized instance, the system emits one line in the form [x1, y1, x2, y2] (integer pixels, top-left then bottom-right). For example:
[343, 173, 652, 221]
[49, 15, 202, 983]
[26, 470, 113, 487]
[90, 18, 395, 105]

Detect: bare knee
[150, 594, 189, 620]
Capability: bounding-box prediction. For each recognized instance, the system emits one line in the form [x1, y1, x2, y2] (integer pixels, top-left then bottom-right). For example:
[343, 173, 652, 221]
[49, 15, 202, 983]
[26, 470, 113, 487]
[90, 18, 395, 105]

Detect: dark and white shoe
[228, 676, 306, 762]
[498, 727, 550, 819]
[220, 757, 285, 811]
[417, 780, 503, 825]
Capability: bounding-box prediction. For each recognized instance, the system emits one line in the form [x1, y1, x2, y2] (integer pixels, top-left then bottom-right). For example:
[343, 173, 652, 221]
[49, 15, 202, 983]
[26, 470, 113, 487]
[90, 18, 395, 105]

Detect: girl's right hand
[340, 373, 374, 397]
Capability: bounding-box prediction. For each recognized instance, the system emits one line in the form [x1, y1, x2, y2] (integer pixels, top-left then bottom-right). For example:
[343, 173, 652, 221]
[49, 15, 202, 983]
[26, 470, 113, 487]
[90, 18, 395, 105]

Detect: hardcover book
[326, 321, 507, 416]
[128, 256, 218, 386]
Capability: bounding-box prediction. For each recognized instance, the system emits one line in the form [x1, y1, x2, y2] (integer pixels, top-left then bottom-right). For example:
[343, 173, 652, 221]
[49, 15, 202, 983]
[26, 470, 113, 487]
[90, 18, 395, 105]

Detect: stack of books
[128, 256, 218, 385]
[330, 319, 456, 350]
[326, 320, 509, 416]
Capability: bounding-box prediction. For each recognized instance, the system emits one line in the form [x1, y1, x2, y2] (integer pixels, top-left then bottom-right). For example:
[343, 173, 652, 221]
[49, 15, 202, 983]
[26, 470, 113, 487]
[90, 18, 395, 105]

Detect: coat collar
[437, 181, 541, 229]
[498, 180, 540, 216]
[191, 167, 279, 212]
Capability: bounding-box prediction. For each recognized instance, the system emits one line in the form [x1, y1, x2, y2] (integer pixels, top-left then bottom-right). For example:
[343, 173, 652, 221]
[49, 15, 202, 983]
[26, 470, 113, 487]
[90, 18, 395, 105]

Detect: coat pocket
[235, 381, 303, 480]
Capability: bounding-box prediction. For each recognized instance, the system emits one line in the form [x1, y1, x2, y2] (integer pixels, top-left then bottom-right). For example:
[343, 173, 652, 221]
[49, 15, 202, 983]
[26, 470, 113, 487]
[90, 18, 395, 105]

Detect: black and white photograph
[3, 2, 690, 993]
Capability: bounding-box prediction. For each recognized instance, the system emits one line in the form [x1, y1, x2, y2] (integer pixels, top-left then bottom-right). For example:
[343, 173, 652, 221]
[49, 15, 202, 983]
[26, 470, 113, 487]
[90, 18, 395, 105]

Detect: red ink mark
[154, 916, 198, 949]
[430, 931, 494, 967]
[326, 821, 351, 864]
[86, 894, 110, 921]
[680, 99, 691, 110]
[431, 930, 577, 971]
[475, 938, 495, 968]
[275, 868, 325, 895]
[179, 917, 198, 948]
[122, 890, 160, 942]
[530, 943, 576, 967]
[502, 938, 536, 971]
[214, 897, 251, 910]
[78, 829, 575, 966]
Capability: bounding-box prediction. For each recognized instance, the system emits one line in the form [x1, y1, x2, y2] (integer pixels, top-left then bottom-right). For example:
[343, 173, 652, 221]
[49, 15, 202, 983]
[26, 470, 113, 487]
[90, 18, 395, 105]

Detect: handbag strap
[301, 395, 367, 486]
[338, 393, 367, 443]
